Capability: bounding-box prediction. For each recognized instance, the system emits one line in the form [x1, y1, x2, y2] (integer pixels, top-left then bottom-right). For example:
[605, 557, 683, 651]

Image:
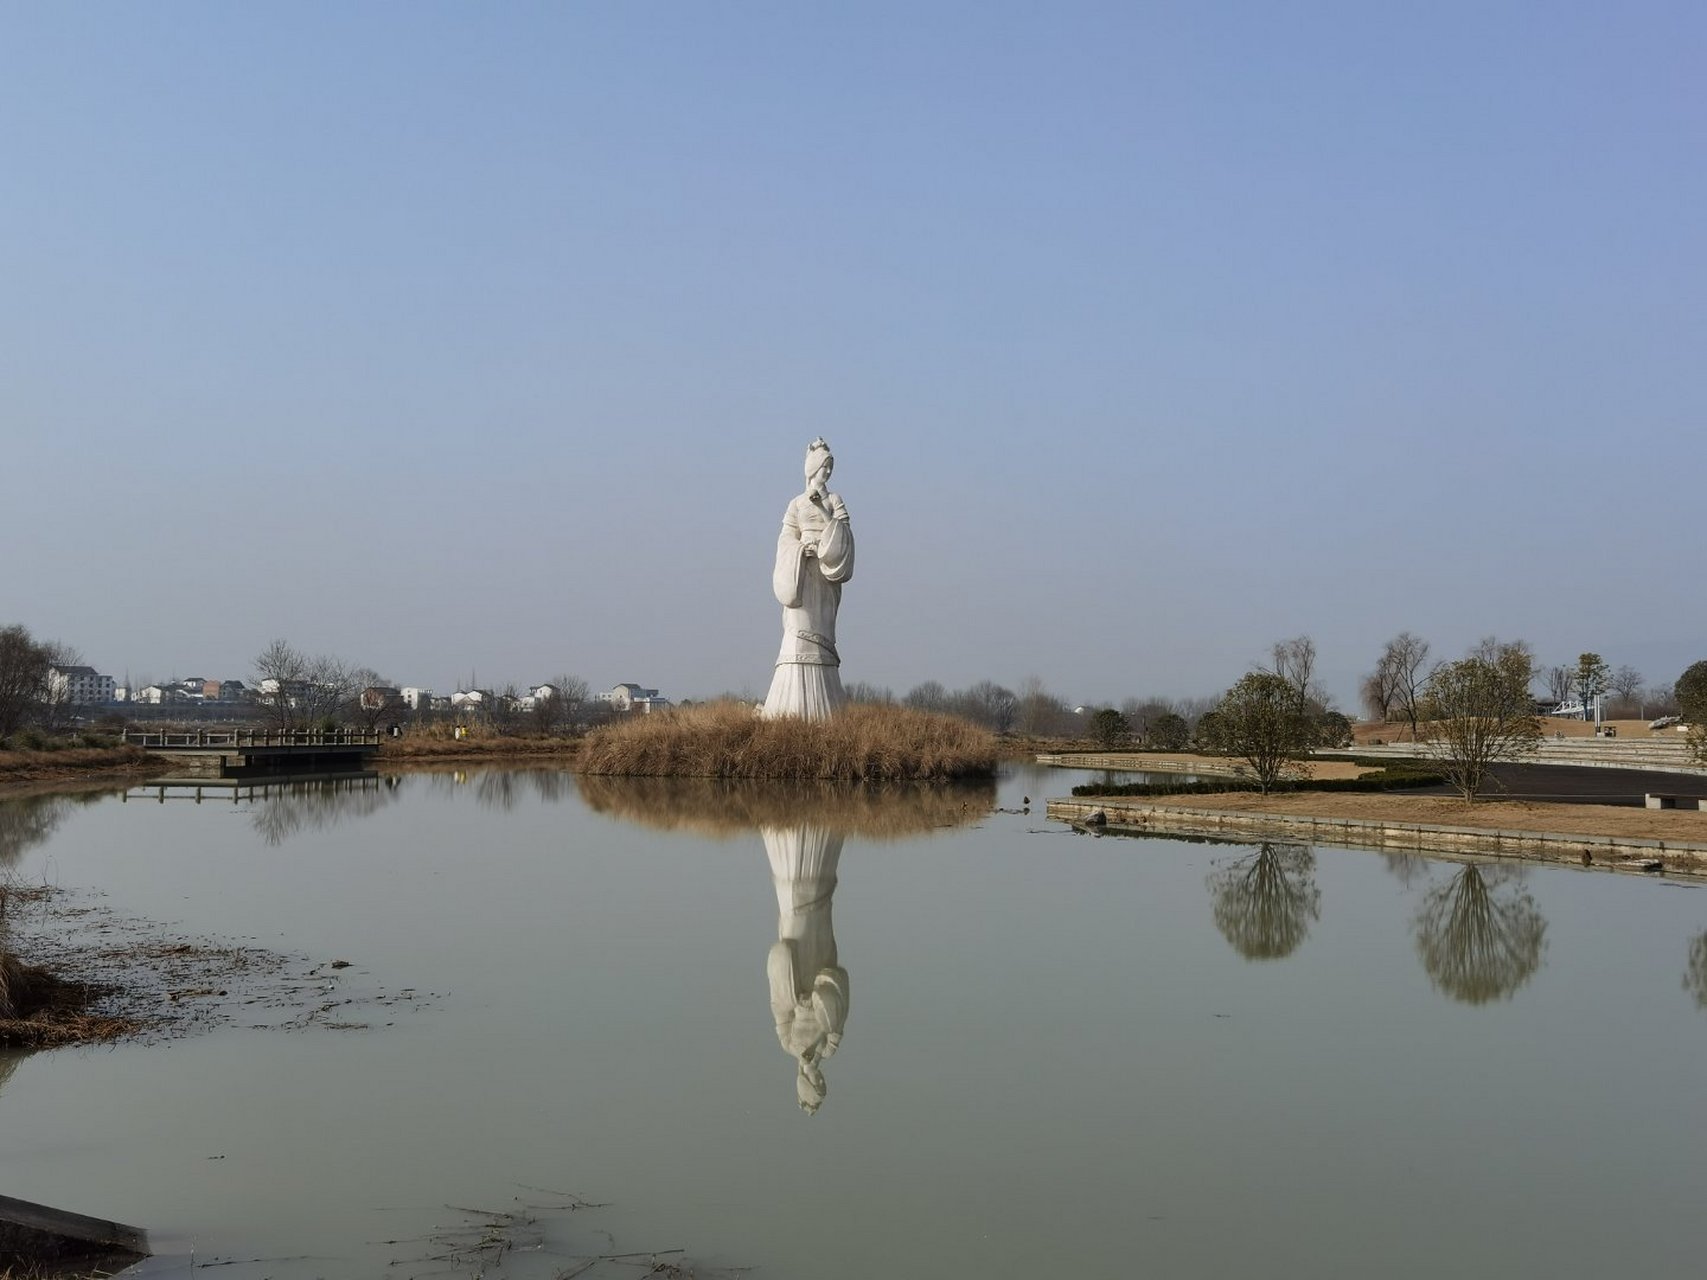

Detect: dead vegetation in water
[0, 883, 438, 1050]
[372, 1189, 747, 1279]
[577, 773, 995, 839]
[578, 701, 997, 782]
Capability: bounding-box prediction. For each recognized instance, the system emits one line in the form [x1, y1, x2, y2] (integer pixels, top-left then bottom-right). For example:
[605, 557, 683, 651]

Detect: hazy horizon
[6, 4, 1703, 711]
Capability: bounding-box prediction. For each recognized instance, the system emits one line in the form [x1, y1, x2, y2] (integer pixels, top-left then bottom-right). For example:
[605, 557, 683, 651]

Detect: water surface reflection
[1683, 931, 1707, 1009]
[0, 791, 112, 866]
[581, 776, 991, 1112]
[764, 825, 848, 1113]
[1413, 864, 1548, 1004]
[1206, 843, 1321, 961]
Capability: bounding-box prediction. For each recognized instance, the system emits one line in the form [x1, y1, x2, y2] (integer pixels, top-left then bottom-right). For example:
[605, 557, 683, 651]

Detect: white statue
[762, 824, 849, 1113]
[760, 438, 854, 719]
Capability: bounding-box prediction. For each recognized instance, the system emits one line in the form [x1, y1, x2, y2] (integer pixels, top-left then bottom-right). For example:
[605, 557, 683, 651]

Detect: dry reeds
[0, 884, 141, 1049]
[576, 774, 996, 840]
[0, 955, 138, 1049]
[577, 701, 997, 782]
[0, 746, 156, 785]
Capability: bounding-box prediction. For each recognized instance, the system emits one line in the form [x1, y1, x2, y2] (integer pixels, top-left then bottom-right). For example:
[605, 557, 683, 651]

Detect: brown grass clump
[577, 774, 996, 840]
[0, 747, 160, 791]
[0, 953, 140, 1049]
[0, 885, 143, 1049]
[377, 734, 582, 763]
[577, 701, 997, 781]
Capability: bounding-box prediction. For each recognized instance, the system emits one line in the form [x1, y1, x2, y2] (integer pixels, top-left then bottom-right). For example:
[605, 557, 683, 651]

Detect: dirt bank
[377, 735, 584, 767]
[0, 748, 165, 798]
[1048, 790, 1707, 875]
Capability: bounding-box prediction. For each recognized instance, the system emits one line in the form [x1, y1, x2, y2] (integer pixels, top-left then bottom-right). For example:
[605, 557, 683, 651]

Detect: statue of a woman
[760, 438, 854, 720]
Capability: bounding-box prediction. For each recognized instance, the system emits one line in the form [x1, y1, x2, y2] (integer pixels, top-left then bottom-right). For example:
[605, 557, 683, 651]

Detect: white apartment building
[48, 665, 116, 705]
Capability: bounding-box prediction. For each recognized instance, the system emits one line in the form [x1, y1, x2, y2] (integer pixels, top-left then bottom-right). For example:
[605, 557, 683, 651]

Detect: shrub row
[1070, 765, 1445, 798]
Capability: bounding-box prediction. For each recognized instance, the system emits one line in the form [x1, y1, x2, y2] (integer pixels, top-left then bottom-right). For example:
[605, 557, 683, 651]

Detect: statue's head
[804, 438, 833, 497]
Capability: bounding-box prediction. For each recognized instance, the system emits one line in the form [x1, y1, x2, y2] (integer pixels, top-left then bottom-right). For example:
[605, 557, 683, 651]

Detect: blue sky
[4, 2, 1703, 707]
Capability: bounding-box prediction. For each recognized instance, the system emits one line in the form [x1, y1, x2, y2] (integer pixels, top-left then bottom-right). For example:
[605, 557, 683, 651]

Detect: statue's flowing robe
[762, 824, 848, 1112]
[760, 492, 854, 720]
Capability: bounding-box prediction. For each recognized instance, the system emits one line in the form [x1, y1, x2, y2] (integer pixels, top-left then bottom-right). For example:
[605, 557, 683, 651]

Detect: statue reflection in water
[1207, 842, 1321, 961]
[761, 825, 849, 1114]
[1413, 863, 1547, 1004]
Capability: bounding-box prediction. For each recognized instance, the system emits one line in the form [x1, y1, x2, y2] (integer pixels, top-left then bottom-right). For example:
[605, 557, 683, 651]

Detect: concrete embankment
[1335, 738, 1706, 776]
[1046, 797, 1707, 877]
[1035, 751, 1246, 776]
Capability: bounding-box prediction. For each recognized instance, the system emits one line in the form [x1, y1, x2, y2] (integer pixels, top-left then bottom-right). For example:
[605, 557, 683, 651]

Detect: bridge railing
[123, 729, 382, 750]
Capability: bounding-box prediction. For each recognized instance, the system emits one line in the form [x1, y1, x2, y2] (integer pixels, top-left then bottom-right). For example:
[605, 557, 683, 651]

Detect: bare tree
[1379, 633, 1431, 741]
[1268, 636, 1318, 718]
[532, 674, 590, 735]
[1360, 666, 1398, 722]
[1646, 682, 1678, 718]
[960, 680, 1018, 734]
[1608, 664, 1644, 716]
[1419, 638, 1541, 801]
[843, 681, 895, 704]
[1018, 676, 1068, 738]
[1543, 664, 1575, 706]
[903, 680, 949, 713]
[253, 639, 362, 731]
[0, 626, 52, 739]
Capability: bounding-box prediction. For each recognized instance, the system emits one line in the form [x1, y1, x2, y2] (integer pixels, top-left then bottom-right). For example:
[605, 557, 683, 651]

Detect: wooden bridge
[124, 728, 382, 779]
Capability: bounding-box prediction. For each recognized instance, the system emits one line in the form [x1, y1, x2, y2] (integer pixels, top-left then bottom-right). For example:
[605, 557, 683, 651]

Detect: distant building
[47, 665, 116, 705]
[450, 689, 491, 709]
[360, 686, 405, 713]
[596, 683, 670, 714]
[215, 679, 252, 703]
[400, 687, 432, 711]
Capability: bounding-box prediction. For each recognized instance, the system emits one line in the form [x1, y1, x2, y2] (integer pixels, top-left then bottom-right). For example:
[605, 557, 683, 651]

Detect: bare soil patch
[1140, 790, 1707, 843]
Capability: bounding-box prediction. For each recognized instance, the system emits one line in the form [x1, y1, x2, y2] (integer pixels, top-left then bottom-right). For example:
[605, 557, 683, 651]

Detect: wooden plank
[0, 1191, 149, 1253]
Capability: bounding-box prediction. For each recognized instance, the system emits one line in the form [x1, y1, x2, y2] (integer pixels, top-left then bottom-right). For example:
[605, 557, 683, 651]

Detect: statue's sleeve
[811, 967, 849, 1038]
[768, 940, 799, 1026]
[772, 508, 806, 608]
[816, 500, 854, 584]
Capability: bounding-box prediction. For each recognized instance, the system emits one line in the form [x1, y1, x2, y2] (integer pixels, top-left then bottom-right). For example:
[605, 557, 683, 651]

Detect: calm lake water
[3, 763, 1706, 1278]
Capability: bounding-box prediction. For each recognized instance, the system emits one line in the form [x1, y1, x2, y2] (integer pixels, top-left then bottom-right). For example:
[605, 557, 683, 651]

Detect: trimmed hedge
[1070, 765, 1445, 798]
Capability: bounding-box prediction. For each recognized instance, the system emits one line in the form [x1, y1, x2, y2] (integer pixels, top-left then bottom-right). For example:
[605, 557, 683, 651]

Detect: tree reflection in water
[0, 1051, 22, 1099]
[249, 776, 402, 846]
[1207, 843, 1320, 961]
[0, 792, 109, 867]
[1683, 932, 1707, 1010]
[1380, 850, 1429, 887]
[1413, 864, 1547, 1004]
